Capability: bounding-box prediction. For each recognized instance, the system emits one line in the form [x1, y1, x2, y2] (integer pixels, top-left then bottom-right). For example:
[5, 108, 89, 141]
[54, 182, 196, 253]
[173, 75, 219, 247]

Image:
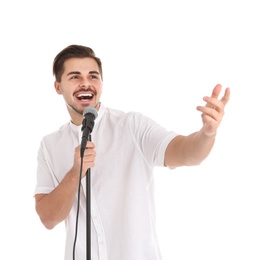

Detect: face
[54, 57, 103, 125]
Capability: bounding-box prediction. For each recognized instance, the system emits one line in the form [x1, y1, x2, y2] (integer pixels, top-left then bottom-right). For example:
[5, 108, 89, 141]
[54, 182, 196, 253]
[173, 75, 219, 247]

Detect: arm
[165, 84, 230, 168]
[35, 142, 96, 230]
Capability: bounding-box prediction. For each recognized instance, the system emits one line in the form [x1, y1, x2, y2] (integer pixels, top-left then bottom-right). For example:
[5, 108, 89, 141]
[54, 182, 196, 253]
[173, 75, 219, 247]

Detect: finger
[203, 84, 221, 109]
[86, 141, 95, 149]
[204, 84, 228, 109]
[83, 150, 96, 161]
[197, 106, 222, 121]
[84, 153, 96, 162]
[211, 84, 222, 99]
[220, 87, 231, 106]
[203, 97, 224, 111]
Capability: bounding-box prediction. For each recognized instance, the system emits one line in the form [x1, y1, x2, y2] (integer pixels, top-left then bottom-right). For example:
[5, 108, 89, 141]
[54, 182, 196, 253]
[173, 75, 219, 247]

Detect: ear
[54, 81, 62, 94]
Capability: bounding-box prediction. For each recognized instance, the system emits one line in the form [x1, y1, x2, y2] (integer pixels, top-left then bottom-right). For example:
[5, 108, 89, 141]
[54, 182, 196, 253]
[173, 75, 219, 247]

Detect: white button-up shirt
[34, 104, 177, 260]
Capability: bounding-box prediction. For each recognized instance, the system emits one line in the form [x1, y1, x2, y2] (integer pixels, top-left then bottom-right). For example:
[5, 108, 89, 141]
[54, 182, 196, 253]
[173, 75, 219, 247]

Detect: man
[34, 44, 230, 260]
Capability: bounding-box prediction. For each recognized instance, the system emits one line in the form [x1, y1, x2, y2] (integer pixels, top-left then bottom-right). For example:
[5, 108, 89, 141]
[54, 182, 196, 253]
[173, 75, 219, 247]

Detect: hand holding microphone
[80, 106, 98, 158]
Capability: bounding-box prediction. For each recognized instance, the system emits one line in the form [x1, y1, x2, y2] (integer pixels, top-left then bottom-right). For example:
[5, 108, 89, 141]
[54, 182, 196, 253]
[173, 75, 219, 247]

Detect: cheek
[98, 84, 103, 94]
[94, 85, 102, 98]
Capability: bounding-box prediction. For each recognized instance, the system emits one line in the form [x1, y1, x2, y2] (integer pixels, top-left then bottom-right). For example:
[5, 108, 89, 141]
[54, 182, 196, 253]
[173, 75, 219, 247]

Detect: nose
[79, 83, 90, 90]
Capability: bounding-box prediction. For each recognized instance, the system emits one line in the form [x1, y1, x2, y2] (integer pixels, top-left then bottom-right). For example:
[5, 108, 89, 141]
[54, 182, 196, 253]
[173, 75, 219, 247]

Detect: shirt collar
[69, 103, 105, 134]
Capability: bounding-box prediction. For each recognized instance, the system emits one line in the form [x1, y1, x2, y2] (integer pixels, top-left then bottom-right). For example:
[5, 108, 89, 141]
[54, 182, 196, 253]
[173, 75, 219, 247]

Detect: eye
[71, 75, 80, 79]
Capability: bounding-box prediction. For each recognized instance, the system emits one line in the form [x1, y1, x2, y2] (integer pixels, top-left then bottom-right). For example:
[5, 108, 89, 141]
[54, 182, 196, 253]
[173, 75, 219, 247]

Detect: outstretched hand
[196, 84, 230, 137]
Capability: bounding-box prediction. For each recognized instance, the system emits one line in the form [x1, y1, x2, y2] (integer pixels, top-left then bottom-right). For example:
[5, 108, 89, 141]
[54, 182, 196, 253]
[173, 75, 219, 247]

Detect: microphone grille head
[83, 106, 98, 119]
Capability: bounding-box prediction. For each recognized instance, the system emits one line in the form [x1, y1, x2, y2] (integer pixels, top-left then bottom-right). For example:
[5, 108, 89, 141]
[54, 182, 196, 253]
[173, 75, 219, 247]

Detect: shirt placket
[78, 125, 107, 260]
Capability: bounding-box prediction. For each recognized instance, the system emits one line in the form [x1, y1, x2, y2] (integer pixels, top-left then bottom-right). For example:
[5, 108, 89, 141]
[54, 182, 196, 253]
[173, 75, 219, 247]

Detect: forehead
[63, 57, 100, 74]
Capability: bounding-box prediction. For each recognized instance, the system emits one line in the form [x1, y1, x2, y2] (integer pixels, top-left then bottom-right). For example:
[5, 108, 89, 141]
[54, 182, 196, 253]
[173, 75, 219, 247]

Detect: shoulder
[104, 106, 151, 125]
[41, 121, 72, 142]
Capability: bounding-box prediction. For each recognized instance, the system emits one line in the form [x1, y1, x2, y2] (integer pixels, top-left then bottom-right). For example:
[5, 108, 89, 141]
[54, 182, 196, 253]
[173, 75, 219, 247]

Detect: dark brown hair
[53, 44, 103, 82]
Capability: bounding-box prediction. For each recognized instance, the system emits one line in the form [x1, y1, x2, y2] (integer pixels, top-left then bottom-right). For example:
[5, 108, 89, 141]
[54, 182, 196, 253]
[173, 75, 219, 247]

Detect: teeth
[77, 93, 93, 97]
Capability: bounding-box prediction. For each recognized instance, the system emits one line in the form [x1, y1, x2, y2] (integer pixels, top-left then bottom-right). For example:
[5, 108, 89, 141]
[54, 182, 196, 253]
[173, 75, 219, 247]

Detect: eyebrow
[66, 70, 100, 77]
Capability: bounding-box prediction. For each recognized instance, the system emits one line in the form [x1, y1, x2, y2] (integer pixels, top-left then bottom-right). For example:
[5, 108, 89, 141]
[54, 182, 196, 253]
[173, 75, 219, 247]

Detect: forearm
[35, 169, 80, 229]
[183, 129, 216, 165]
[165, 129, 216, 167]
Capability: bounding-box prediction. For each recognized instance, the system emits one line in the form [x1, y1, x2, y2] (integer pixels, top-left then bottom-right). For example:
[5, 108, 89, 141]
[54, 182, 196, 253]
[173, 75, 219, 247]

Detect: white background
[0, 0, 259, 259]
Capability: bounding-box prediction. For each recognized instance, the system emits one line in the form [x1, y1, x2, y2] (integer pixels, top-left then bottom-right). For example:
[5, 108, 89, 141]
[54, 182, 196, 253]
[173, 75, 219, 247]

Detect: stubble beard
[67, 96, 100, 116]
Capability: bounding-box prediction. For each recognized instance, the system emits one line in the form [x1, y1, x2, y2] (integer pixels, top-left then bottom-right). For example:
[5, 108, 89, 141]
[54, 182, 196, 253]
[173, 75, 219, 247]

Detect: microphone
[80, 106, 98, 158]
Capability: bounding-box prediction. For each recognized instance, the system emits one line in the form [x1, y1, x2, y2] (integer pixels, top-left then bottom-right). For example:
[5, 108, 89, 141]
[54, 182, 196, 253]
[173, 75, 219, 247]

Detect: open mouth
[76, 93, 94, 101]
